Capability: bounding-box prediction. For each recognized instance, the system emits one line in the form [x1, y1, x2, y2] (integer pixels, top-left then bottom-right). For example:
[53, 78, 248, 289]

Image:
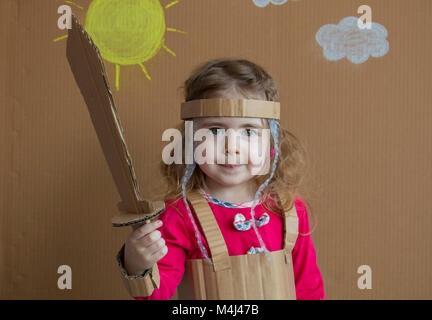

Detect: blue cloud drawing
[316, 16, 389, 64]
[253, 0, 289, 8]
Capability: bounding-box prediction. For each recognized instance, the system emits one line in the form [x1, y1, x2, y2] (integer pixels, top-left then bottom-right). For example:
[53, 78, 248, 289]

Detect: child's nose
[224, 133, 241, 156]
[225, 145, 240, 155]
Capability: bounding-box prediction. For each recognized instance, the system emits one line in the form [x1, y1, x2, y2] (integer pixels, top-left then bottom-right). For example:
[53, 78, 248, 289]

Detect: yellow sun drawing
[54, 0, 186, 90]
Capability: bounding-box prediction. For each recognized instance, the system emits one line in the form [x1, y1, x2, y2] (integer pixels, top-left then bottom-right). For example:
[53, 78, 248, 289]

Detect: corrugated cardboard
[181, 99, 280, 119]
[66, 15, 163, 227]
[176, 190, 297, 300]
[0, 0, 431, 299]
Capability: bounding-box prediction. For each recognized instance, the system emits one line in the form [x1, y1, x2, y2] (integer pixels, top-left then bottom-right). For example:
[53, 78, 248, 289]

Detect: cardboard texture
[176, 190, 297, 300]
[178, 250, 296, 300]
[116, 244, 161, 298]
[66, 15, 164, 227]
[181, 98, 280, 119]
[1, 0, 431, 299]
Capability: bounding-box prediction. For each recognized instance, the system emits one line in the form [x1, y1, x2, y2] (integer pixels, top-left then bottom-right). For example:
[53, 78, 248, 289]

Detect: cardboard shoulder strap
[280, 195, 299, 254]
[187, 190, 231, 272]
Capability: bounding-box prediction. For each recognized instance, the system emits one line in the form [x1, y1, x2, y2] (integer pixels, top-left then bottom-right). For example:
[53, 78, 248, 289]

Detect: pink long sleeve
[291, 200, 326, 300]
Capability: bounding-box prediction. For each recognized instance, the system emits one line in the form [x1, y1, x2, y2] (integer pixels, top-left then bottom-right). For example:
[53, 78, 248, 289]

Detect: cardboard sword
[66, 15, 164, 228]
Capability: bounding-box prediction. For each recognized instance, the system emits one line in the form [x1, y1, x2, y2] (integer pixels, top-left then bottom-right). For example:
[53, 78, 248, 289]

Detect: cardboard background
[1, 0, 431, 299]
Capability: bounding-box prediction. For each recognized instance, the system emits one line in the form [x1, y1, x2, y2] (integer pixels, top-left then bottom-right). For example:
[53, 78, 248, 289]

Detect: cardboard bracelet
[66, 15, 163, 227]
[181, 98, 280, 120]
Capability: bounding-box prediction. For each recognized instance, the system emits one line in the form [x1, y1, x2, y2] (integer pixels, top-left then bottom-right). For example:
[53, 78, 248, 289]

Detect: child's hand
[124, 220, 168, 276]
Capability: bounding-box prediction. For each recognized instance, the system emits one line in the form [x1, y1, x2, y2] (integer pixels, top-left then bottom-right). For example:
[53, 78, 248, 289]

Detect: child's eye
[208, 127, 224, 135]
[242, 128, 258, 137]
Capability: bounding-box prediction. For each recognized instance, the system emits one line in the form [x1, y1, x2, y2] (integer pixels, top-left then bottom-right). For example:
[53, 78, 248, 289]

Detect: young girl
[117, 58, 325, 300]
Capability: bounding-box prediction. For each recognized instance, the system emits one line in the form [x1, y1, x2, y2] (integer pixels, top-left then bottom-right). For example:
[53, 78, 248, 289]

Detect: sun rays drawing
[54, 0, 186, 90]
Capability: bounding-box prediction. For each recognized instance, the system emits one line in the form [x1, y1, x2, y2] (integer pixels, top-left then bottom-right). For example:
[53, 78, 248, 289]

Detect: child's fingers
[150, 245, 168, 262]
[130, 220, 163, 241]
[146, 237, 166, 256]
[138, 230, 162, 248]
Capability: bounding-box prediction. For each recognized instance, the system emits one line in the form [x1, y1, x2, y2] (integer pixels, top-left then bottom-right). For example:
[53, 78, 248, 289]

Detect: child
[117, 58, 325, 300]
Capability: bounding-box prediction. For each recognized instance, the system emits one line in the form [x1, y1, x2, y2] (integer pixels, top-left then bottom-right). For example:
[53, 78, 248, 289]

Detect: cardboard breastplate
[176, 190, 299, 300]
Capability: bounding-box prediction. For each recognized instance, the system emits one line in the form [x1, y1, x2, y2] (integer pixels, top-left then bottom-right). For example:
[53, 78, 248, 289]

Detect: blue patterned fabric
[198, 188, 258, 208]
[247, 246, 266, 255]
[233, 212, 270, 231]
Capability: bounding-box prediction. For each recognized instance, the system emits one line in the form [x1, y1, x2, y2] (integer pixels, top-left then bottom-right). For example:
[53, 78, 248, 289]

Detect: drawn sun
[55, 0, 186, 90]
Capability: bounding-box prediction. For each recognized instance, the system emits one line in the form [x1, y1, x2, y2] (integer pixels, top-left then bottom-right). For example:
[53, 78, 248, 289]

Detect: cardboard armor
[176, 190, 299, 300]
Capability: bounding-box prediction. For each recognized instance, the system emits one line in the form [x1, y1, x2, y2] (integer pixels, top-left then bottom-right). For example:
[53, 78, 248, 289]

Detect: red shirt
[134, 196, 325, 300]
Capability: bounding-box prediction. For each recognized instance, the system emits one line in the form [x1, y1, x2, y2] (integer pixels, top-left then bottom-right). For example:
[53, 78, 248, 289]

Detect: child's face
[194, 116, 271, 187]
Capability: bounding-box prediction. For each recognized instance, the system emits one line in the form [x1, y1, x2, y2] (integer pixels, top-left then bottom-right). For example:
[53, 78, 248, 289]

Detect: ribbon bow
[233, 212, 270, 231]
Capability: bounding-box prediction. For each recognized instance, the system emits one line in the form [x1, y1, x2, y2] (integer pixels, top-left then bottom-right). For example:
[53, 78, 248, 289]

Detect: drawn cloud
[253, 0, 289, 8]
[316, 16, 389, 64]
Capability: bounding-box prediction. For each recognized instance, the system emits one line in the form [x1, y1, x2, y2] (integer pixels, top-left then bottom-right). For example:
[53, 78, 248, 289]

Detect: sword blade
[66, 15, 143, 214]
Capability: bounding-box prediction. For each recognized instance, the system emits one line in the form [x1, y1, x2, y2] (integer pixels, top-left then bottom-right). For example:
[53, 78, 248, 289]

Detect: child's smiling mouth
[218, 164, 243, 170]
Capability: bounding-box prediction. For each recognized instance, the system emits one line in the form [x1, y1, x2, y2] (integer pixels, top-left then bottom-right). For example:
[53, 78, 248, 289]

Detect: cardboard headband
[181, 99, 280, 120]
